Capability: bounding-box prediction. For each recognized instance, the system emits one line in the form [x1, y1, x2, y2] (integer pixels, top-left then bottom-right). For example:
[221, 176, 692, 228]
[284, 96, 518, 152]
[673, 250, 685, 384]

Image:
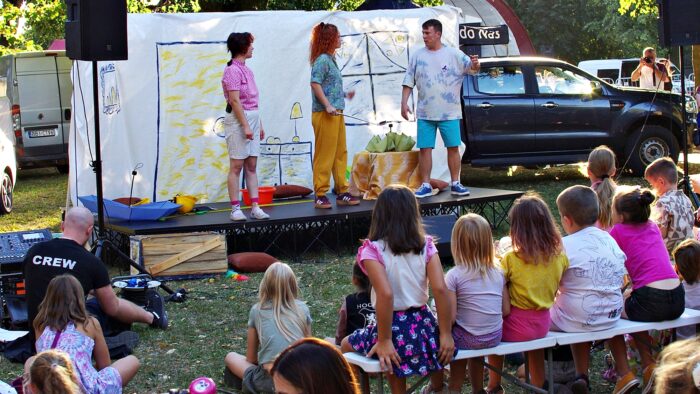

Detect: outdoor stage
[103, 187, 523, 261]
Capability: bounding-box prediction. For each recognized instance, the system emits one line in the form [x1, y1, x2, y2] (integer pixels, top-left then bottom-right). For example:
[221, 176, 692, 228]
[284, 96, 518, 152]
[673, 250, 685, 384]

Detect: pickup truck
[460, 57, 698, 175]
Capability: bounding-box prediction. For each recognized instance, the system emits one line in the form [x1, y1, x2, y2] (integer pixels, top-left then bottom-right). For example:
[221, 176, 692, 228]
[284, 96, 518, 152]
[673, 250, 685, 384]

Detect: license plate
[27, 129, 57, 138]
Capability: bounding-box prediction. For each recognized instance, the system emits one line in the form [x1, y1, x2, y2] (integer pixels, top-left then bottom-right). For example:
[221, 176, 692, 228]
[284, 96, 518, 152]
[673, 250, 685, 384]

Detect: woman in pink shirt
[606, 186, 684, 394]
[221, 32, 269, 221]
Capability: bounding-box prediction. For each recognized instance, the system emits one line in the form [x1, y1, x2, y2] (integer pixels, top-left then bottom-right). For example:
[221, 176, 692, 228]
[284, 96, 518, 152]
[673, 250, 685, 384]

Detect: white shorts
[224, 110, 261, 160]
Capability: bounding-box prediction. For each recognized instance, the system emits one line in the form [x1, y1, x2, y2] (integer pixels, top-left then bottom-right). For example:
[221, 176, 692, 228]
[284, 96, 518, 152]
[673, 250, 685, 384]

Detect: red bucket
[241, 186, 276, 206]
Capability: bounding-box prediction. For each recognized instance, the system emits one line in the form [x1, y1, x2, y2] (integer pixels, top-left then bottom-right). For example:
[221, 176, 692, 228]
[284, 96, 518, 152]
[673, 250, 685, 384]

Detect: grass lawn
[2, 163, 698, 393]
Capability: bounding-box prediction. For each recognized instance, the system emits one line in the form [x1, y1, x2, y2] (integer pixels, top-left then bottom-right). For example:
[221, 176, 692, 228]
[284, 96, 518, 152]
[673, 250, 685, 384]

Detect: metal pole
[680, 46, 690, 194]
[92, 61, 105, 237]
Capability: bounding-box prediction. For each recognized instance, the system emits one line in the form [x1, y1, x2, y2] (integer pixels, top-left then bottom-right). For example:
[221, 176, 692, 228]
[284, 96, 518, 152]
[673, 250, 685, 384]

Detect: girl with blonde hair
[654, 337, 700, 394]
[437, 213, 509, 394]
[224, 262, 312, 393]
[25, 350, 81, 394]
[32, 275, 140, 393]
[587, 145, 618, 230]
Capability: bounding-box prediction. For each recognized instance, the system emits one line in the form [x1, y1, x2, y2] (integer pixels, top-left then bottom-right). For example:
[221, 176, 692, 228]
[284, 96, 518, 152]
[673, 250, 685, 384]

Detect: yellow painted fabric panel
[349, 151, 421, 200]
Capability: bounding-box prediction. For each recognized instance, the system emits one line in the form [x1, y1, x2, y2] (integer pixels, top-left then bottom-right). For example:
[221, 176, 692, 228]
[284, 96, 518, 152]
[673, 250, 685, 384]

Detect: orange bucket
[241, 186, 276, 206]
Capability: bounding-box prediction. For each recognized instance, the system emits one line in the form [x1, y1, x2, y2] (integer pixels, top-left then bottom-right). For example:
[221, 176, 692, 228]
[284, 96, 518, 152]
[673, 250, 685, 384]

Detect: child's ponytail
[613, 186, 654, 224]
[29, 350, 81, 394]
[588, 146, 618, 228]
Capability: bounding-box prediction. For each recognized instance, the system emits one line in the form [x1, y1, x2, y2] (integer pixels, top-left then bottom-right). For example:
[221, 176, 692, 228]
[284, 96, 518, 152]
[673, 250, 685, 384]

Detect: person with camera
[631, 47, 671, 90]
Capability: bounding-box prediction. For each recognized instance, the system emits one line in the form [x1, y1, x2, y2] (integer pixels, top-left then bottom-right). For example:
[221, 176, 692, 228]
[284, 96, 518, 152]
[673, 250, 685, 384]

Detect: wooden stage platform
[103, 187, 523, 260]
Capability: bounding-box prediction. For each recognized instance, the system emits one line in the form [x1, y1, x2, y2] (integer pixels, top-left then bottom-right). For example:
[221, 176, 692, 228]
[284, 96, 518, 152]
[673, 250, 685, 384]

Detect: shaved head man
[22, 207, 168, 352]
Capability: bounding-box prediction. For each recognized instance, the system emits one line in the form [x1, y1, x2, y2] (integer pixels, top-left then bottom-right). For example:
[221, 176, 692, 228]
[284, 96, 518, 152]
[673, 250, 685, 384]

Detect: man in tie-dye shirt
[401, 19, 480, 199]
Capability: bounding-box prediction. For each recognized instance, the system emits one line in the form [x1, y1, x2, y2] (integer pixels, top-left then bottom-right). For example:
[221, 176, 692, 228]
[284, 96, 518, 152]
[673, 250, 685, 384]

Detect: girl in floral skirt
[341, 185, 454, 394]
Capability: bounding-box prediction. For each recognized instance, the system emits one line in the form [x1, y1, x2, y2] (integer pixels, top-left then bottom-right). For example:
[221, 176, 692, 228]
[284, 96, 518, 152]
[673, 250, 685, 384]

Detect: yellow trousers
[312, 111, 349, 196]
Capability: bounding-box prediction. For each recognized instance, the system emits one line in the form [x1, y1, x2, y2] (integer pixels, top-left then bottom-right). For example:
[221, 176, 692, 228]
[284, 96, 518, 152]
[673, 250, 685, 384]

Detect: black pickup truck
[460, 57, 698, 175]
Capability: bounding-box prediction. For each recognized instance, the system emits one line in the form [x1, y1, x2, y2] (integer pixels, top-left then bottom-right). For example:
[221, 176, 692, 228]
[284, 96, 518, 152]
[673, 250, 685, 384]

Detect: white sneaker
[230, 209, 247, 221]
[251, 207, 270, 220]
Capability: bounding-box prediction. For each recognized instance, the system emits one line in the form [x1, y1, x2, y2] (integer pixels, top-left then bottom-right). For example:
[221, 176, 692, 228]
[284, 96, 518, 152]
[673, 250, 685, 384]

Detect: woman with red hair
[309, 23, 359, 209]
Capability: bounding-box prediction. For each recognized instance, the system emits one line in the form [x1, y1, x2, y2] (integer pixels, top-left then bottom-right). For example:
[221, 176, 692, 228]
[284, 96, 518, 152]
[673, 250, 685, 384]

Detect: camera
[643, 57, 652, 64]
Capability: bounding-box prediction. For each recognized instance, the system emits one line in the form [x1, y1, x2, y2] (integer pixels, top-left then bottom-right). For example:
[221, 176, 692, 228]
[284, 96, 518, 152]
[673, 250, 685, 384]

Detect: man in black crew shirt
[22, 207, 168, 344]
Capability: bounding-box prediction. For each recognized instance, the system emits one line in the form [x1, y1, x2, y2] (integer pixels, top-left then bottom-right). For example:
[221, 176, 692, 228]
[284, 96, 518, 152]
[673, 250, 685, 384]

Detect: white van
[0, 51, 72, 173]
[0, 95, 17, 213]
[578, 58, 694, 94]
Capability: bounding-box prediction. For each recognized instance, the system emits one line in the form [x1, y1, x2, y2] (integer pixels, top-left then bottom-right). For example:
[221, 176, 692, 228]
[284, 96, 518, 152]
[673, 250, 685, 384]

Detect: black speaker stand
[86, 61, 185, 303]
[678, 47, 691, 195]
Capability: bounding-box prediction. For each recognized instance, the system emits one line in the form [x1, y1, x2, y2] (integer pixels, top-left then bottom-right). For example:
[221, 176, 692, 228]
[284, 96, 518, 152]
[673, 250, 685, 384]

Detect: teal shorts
[416, 119, 461, 149]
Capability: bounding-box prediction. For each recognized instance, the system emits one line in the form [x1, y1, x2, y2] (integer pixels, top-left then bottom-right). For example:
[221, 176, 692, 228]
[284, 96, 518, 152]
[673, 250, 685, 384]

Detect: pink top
[610, 221, 678, 289]
[357, 236, 437, 310]
[221, 59, 259, 110]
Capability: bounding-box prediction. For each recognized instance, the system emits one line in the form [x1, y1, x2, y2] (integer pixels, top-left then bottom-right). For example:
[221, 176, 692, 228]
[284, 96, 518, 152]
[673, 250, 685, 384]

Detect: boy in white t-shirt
[552, 185, 627, 393]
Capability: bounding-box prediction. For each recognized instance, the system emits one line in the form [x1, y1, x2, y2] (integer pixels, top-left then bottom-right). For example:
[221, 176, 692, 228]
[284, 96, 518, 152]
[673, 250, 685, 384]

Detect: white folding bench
[344, 308, 700, 394]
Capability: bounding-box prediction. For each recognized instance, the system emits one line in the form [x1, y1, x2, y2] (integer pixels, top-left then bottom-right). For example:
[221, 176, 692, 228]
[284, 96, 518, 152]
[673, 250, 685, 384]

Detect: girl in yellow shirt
[486, 193, 569, 393]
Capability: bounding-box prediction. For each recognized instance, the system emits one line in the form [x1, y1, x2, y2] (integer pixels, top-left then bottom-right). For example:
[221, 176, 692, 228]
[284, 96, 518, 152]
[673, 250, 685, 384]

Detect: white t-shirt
[638, 65, 663, 90]
[677, 281, 700, 339]
[445, 265, 504, 336]
[358, 237, 437, 311]
[550, 226, 627, 332]
[402, 46, 475, 121]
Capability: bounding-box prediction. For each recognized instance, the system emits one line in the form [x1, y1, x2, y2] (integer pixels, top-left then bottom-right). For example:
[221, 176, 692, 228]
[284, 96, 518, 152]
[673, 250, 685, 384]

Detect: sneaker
[641, 364, 656, 394]
[105, 330, 139, 357]
[250, 206, 270, 220]
[571, 374, 590, 394]
[613, 371, 639, 394]
[223, 367, 242, 390]
[230, 208, 246, 221]
[145, 290, 169, 329]
[415, 184, 434, 199]
[450, 182, 471, 196]
[315, 195, 332, 209]
[336, 193, 360, 206]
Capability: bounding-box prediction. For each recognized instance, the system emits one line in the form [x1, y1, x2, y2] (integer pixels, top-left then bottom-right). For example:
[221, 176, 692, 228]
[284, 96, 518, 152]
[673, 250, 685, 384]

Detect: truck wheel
[0, 172, 13, 214]
[624, 125, 679, 176]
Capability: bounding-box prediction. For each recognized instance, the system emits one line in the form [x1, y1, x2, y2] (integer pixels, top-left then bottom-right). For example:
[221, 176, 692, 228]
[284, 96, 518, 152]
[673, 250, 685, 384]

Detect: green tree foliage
[202, 0, 440, 12]
[2, 0, 439, 55]
[506, 0, 660, 64]
[1, 2, 42, 55]
[618, 0, 656, 16]
[0, 0, 200, 55]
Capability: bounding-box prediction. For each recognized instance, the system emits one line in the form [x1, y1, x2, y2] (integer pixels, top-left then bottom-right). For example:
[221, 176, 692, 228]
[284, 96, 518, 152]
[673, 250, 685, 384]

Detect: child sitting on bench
[432, 213, 508, 394]
[486, 193, 569, 393]
[645, 157, 694, 256]
[334, 263, 375, 346]
[551, 185, 627, 393]
[340, 185, 454, 394]
[607, 186, 685, 394]
[672, 239, 700, 339]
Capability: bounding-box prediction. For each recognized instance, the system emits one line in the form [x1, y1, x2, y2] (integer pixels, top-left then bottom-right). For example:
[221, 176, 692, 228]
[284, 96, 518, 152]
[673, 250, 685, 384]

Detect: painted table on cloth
[348, 151, 421, 200]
